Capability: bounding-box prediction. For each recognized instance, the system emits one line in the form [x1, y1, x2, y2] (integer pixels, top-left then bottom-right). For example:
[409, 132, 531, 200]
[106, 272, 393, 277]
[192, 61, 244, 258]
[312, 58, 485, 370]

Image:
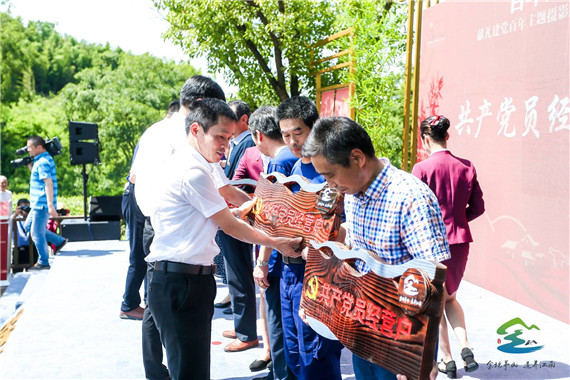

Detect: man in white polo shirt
[130, 75, 250, 380]
[146, 98, 301, 380]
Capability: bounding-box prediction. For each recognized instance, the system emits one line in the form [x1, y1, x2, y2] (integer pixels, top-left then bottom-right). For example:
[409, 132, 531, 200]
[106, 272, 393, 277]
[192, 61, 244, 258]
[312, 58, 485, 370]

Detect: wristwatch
[256, 258, 269, 267]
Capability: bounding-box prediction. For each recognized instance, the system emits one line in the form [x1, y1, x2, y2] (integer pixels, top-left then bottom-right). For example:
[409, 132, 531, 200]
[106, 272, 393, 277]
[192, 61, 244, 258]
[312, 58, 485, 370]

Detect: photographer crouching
[25, 135, 67, 270]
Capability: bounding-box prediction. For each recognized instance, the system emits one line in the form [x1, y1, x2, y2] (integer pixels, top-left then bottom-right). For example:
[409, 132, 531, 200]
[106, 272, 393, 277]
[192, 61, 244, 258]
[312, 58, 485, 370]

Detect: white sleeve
[210, 163, 230, 189]
[183, 167, 227, 218]
[133, 124, 169, 217]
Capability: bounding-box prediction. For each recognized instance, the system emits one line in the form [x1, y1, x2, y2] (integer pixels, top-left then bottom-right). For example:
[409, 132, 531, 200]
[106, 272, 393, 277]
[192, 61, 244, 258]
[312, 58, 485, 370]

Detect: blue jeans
[353, 354, 397, 380]
[24, 208, 65, 266]
[265, 275, 297, 380]
[280, 263, 342, 380]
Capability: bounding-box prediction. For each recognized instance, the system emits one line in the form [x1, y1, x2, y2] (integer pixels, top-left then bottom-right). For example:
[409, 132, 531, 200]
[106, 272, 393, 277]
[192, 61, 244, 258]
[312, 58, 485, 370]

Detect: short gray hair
[303, 117, 375, 167]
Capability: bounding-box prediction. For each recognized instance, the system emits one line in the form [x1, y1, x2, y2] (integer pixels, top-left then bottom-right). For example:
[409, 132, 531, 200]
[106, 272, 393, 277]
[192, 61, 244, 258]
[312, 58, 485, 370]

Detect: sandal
[461, 347, 479, 372]
[437, 359, 457, 379]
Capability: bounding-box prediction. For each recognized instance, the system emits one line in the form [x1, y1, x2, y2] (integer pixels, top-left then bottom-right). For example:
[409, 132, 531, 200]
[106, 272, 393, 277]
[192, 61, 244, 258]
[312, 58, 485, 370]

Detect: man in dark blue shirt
[254, 97, 343, 380]
[218, 100, 260, 353]
[249, 105, 298, 380]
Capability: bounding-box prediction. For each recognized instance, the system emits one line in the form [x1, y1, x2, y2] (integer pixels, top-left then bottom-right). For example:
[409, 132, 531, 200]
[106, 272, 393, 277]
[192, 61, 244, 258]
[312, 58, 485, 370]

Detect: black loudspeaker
[89, 196, 123, 221]
[69, 121, 98, 141]
[69, 121, 99, 165]
[60, 220, 121, 241]
[70, 141, 99, 165]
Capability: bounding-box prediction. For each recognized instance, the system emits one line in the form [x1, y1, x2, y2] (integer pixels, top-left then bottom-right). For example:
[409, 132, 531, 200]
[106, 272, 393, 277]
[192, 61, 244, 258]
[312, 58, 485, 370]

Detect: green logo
[496, 317, 543, 354]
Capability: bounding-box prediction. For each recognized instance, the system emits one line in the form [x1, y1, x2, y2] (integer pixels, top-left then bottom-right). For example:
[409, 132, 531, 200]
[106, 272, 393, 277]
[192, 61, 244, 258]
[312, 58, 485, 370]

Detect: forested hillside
[1, 12, 198, 195]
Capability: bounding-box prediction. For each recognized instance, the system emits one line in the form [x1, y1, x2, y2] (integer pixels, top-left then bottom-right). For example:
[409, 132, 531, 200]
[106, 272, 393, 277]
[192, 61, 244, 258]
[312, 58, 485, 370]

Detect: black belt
[282, 255, 305, 265]
[154, 261, 216, 275]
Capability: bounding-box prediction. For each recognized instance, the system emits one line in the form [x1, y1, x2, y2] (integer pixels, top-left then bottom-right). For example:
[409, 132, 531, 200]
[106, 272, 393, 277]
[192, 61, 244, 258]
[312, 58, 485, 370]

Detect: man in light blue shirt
[25, 136, 66, 269]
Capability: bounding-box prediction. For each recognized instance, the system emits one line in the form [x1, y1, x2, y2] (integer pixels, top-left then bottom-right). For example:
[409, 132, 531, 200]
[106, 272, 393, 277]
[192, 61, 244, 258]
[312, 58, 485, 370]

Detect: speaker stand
[82, 164, 89, 221]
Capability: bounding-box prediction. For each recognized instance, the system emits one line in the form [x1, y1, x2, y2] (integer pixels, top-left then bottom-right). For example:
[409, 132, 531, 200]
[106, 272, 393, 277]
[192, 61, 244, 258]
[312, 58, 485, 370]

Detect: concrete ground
[0, 240, 568, 379]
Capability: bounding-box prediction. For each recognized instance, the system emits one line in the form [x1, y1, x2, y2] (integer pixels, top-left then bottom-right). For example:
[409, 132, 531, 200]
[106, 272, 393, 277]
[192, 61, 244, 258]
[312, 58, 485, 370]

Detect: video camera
[10, 137, 63, 168]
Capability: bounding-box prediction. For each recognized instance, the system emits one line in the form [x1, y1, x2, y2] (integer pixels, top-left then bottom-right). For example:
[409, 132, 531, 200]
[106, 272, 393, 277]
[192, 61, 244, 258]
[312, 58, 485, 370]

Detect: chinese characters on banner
[454, 94, 569, 139]
[418, 0, 569, 323]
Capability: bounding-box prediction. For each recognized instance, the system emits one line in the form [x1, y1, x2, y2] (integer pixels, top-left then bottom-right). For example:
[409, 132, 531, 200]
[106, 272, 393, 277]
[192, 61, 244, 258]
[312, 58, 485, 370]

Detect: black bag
[12, 245, 38, 266]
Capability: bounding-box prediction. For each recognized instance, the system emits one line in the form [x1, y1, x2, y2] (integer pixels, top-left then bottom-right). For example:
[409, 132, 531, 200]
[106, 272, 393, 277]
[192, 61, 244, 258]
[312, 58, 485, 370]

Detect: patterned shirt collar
[356, 157, 392, 204]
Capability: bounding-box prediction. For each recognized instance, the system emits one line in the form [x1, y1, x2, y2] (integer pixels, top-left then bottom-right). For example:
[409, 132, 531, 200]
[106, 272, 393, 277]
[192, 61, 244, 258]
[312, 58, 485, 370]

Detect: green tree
[1, 12, 199, 196]
[154, 0, 339, 107]
[1, 11, 122, 104]
[60, 53, 198, 195]
[336, 0, 407, 167]
[155, 1, 408, 165]
[0, 94, 68, 193]
[1, 12, 34, 103]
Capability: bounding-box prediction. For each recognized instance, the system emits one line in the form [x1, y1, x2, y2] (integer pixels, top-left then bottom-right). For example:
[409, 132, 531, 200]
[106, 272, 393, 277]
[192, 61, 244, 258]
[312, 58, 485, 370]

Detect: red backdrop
[418, 0, 569, 323]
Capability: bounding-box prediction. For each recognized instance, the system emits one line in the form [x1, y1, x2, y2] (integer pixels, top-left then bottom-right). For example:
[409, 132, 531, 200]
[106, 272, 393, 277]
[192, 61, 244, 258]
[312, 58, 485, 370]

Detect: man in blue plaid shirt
[303, 117, 450, 380]
[25, 136, 67, 270]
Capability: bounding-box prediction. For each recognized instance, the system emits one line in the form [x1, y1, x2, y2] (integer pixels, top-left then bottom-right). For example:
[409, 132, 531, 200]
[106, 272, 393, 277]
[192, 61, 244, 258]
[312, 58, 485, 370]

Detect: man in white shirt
[131, 75, 251, 379]
[119, 100, 180, 322]
[146, 98, 301, 380]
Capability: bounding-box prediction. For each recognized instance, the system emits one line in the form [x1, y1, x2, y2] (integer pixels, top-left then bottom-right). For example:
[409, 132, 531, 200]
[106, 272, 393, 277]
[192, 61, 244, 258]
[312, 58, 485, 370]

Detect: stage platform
[0, 240, 568, 379]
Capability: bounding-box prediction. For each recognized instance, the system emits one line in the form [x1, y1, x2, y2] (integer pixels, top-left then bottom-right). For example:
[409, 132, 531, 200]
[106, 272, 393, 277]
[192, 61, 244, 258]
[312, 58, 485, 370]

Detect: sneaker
[54, 238, 68, 255]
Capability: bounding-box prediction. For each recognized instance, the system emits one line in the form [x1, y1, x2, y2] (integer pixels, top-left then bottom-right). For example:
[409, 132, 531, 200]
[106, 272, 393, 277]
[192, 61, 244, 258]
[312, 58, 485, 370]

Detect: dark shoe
[214, 301, 231, 308]
[120, 306, 145, 320]
[54, 238, 68, 255]
[224, 338, 259, 352]
[223, 307, 233, 315]
[28, 263, 51, 271]
[249, 358, 271, 372]
[222, 329, 237, 339]
[461, 347, 479, 372]
[438, 359, 457, 379]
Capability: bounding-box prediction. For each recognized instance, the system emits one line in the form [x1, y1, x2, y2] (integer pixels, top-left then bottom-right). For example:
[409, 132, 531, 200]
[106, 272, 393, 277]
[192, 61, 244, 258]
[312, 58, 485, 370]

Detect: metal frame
[310, 27, 356, 119]
[402, 0, 439, 171]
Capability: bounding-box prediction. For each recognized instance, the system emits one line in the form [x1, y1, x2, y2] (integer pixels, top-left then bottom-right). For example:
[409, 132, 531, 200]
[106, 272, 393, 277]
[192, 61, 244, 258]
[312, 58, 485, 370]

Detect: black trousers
[141, 220, 170, 380]
[149, 267, 217, 380]
[120, 182, 147, 311]
[217, 230, 257, 342]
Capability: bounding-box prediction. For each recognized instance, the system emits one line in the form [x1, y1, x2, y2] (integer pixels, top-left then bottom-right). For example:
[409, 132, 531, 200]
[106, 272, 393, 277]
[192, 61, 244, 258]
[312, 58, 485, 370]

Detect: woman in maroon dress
[412, 116, 485, 379]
